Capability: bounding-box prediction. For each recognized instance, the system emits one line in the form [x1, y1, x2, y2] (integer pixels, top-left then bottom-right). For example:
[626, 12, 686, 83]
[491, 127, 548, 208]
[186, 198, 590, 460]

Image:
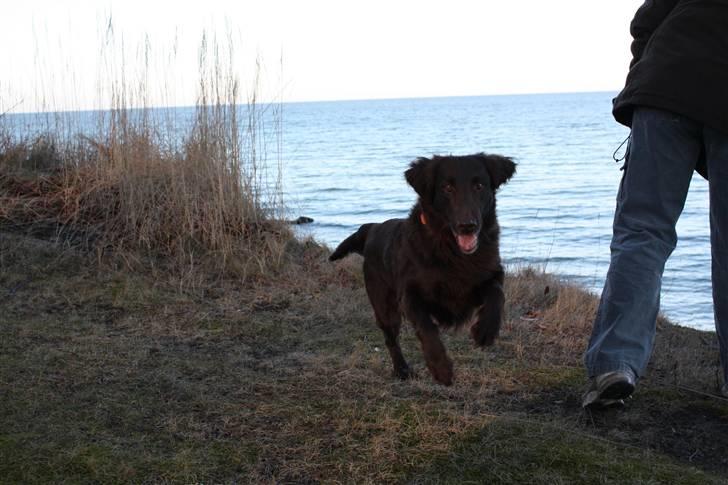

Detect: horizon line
[283, 89, 619, 106]
[3, 89, 620, 117]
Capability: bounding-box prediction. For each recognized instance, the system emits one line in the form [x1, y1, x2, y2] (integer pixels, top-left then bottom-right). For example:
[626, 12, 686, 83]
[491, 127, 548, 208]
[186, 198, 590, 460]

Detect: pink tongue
[456, 234, 478, 253]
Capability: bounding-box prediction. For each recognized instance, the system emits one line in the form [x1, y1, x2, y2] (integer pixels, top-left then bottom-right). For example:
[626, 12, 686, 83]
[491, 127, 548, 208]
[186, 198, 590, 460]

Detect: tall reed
[0, 21, 288, 281]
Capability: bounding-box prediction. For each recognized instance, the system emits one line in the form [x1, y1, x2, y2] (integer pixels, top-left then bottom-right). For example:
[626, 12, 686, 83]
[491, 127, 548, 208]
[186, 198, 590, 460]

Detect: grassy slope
[1, 232, 727, 484]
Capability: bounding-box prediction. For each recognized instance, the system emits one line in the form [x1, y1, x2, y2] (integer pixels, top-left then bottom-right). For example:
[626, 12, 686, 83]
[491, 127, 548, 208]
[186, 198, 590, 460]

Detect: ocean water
[4, 92, 714, 331]
[281, 92, 714, 331]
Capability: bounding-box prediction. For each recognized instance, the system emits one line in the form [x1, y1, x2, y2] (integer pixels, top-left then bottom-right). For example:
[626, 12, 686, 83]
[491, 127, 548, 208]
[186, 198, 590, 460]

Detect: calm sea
[5, 92, 714, 331]
[281, 92, 714, 331]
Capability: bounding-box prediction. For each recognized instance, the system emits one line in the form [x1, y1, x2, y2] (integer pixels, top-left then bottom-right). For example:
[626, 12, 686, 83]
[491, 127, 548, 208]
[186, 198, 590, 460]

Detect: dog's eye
[474, 182, 484, 191]
[443, 183, 455, 194]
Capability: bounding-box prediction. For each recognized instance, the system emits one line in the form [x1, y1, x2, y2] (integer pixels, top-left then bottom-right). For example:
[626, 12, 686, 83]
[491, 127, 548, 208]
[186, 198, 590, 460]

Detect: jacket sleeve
[629, 0, 680, 67]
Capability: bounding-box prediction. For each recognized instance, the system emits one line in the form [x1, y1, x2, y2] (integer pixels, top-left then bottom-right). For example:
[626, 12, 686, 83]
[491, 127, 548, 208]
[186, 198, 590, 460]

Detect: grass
[2, 231, 728, 483]
[1, 24, 288, 285]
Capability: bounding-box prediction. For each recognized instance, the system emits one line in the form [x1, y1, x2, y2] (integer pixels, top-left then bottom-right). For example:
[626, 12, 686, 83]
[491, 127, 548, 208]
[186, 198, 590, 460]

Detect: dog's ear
[478, 153, 516, 189]
[405, 157, 433, 198]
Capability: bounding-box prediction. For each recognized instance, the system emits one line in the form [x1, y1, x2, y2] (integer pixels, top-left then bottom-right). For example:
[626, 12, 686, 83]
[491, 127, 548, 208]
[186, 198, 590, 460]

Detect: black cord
[613, 133, 631, 170]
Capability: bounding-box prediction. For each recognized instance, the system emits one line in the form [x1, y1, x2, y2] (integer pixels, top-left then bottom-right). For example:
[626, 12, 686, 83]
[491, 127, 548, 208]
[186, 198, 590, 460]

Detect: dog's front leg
[404, 289, 453, 386]
[471, 270, 505, 347]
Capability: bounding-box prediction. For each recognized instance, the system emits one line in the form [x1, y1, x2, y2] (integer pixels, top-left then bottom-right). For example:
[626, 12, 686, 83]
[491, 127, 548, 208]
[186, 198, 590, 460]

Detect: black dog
[329, 153, 516, 385]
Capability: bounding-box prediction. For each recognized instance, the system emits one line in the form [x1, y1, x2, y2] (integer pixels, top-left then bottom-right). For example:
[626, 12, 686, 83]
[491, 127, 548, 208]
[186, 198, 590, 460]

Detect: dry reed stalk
[0, 20, 287, 283]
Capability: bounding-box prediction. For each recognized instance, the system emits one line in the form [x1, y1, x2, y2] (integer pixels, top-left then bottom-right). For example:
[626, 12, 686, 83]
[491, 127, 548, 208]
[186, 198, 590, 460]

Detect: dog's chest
[420, 276, 485, 327]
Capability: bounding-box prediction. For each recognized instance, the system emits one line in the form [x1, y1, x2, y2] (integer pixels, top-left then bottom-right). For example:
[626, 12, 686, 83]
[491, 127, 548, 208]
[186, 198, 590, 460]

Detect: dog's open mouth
[455, 233, 479, 254]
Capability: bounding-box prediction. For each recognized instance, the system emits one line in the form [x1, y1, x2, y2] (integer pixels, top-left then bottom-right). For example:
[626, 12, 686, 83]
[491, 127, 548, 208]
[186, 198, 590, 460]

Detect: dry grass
[2, 232, 727, 483]
[0, 27, 288, 283]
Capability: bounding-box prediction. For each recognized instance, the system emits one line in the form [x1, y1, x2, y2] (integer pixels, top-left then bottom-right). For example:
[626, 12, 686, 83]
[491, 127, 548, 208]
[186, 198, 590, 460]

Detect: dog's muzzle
[454, 222, 479, 254]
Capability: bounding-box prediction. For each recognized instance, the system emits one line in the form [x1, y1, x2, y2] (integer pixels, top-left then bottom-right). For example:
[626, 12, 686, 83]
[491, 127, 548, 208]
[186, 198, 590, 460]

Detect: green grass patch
[410, 418, 725, 484]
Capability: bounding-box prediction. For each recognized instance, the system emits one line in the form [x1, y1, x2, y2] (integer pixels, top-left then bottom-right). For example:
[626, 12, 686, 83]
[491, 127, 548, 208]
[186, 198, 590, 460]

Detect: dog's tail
[329, 223, 373, 261]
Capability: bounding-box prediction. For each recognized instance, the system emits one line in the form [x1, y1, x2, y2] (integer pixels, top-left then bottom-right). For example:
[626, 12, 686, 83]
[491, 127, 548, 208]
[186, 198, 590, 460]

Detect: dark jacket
[613, 0, 728, 134]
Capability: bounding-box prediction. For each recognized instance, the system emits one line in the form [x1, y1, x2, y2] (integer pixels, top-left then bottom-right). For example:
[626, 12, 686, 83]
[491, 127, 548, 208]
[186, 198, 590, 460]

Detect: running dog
[329, 153, 516, 385]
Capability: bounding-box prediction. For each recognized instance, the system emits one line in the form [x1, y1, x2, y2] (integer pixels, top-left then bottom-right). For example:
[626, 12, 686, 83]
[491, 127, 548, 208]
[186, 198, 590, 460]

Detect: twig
[675, 385, 728, 402]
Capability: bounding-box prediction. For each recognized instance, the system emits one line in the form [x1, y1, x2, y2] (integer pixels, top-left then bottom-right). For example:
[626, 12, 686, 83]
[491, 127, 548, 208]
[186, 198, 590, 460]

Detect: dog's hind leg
[377, 314, 412, 380]
[371, 294, 411, 380]
[471, 270, 505, 347]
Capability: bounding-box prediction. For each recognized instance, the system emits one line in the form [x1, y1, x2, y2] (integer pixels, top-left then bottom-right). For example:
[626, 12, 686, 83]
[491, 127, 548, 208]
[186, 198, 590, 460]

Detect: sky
[1, 0, 641, 113]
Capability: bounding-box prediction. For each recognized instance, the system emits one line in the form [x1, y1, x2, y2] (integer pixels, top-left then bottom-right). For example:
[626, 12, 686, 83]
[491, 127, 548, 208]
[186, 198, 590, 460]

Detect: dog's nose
[457, 222, 478, 235]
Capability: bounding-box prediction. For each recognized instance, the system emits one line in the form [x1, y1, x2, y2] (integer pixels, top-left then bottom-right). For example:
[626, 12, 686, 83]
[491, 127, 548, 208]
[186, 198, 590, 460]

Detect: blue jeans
[585, 107, 728, 385]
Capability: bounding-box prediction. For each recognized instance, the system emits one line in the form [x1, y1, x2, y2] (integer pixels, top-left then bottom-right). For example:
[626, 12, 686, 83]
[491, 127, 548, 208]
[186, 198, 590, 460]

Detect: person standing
[583, 0, 728, 408]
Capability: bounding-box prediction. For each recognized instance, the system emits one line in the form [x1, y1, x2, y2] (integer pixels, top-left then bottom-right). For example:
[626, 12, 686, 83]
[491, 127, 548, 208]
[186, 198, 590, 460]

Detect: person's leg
[704, 126, 728, 390]
[585, 107, 702, 382]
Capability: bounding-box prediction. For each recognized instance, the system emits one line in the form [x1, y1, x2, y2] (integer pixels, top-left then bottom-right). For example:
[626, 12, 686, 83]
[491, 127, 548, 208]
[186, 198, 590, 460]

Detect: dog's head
[405, 153, 516, 254]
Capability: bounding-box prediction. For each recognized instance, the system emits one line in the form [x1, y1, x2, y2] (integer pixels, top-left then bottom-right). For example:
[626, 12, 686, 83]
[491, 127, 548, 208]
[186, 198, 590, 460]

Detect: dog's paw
[427, 357, 454, 386]
[471, 320, 500, 347]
